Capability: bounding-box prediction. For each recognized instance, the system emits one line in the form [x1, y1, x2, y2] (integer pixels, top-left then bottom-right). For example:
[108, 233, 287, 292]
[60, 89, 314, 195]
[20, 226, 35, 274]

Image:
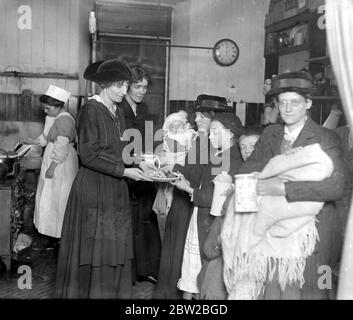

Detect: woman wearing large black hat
[55, 59, 151, 299]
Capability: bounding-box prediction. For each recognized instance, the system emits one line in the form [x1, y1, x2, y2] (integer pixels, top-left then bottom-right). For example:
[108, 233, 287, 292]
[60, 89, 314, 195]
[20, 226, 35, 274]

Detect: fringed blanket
[221, 143, 334, 299]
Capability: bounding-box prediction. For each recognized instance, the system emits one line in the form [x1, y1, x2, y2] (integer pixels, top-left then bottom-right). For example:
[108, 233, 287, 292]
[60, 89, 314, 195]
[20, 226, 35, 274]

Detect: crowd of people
[24, 58, 352, 299]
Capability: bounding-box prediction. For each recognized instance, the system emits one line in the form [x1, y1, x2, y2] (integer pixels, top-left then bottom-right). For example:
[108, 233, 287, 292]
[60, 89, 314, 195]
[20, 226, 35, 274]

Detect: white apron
[34, 112, 79, 238]
[177, 206, 202, 294]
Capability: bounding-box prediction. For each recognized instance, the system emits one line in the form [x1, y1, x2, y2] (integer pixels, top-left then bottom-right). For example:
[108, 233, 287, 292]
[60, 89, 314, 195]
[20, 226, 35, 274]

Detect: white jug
[210, 171, 233, 216]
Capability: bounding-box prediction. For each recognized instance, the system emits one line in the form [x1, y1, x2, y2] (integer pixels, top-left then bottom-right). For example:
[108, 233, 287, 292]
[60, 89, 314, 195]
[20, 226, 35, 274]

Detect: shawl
[221, 143, 334, 299]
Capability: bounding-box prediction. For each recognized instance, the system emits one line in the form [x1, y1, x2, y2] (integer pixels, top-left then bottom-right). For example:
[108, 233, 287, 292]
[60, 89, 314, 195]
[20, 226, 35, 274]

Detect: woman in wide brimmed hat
[153, 94, 236, 299]
[55, 59, 151, 299]
[22, 85, 79, 249]
[234, 71, 346, 300]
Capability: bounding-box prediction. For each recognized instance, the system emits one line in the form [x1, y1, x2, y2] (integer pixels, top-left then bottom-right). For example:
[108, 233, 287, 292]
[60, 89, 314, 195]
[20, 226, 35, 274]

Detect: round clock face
[213, 39, 239, 66]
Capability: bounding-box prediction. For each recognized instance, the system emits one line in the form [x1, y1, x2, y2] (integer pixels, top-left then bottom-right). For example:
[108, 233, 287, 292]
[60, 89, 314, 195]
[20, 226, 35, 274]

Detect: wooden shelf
[278, 43, 309, 56]
[306, 56, 330, 63]
[0, 71, 79, 80]
[265, 10, 311, 33]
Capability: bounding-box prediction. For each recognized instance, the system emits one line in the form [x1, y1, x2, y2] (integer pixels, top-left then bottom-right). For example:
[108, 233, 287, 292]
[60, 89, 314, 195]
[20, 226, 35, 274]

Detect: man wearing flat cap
[238, 71, 347, 299]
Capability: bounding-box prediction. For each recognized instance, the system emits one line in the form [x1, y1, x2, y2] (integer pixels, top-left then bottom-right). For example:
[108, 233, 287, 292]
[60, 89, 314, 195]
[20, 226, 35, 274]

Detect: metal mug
[139, 153, 161, 169]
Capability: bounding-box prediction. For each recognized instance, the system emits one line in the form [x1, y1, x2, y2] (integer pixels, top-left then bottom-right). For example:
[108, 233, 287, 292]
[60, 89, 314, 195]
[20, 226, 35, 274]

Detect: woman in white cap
[55, 59, 150, 299]
[23, 85, 79, 249]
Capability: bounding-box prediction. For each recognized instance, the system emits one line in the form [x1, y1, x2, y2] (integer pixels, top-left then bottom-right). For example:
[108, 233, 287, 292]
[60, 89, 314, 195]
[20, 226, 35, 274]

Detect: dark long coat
[239, 117, 347, 299]
[153, 134, 208, 299]
[193, 144, 243, 263]
[153, 140, 243, 299]
[55, 99, 133, 299]
[118, 97, 161, 279]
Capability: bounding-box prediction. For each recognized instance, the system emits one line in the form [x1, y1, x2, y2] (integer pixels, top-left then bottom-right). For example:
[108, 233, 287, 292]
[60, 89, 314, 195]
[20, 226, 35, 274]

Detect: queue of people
[24, 58, 352, 300]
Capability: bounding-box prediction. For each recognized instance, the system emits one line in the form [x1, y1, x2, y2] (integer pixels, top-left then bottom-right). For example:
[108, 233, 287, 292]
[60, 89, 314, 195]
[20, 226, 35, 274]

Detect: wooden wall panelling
[18, 90, 32, 121]
[31, 94, 44, 122]
[5, 94, 18, 121]
[0, 94, 6, 120]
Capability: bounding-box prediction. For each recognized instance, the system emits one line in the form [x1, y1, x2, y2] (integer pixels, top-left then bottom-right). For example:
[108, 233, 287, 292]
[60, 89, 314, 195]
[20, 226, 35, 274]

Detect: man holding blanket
[223, 71, 347, 299]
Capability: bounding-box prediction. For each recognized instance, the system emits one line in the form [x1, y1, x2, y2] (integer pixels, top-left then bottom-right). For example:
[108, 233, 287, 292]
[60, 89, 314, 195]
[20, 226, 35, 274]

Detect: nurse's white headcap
[44, 85, 71, 103]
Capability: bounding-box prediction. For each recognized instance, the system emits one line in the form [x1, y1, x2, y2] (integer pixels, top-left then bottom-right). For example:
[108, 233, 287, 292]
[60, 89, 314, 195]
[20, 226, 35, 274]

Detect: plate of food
[143, 169, 181, 182]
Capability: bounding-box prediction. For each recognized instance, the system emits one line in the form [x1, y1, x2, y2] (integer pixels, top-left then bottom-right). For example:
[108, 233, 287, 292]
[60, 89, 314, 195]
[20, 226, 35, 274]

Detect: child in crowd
[197, 128, 261, 299]
[239, 129, 262, 161]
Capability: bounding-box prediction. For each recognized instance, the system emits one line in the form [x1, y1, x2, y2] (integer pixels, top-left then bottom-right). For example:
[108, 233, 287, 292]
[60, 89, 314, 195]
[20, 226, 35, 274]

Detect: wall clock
[212, 39, 239, 66]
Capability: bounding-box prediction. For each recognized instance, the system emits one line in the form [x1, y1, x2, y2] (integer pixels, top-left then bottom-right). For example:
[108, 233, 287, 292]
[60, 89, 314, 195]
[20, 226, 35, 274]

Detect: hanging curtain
[326, 0, 353, 300]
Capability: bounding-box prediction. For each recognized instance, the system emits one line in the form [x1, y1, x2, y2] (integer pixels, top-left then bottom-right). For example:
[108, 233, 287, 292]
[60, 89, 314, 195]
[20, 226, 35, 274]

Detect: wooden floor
[0, 171, 155, 300]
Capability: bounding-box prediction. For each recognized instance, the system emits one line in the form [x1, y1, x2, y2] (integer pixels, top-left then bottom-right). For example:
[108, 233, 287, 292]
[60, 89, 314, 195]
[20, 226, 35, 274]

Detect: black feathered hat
[267, 71, 313, 97]
[83, 59, 132, 83]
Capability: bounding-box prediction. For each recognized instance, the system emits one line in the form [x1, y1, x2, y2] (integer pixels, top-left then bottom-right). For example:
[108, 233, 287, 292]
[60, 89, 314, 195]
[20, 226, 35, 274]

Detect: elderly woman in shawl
[152, 111, 197, 239]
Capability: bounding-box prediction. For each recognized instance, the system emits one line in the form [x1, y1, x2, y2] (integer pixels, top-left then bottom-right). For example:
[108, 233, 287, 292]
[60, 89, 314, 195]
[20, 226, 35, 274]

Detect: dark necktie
[280, 133, 294, 154]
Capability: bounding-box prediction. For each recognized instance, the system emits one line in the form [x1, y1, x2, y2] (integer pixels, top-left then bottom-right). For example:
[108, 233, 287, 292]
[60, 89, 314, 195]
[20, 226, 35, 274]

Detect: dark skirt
[130, 181, 161, 278]
[153, 187, 193, 299]
[54, 167, 133, 299]
[259, 203, 343, 300]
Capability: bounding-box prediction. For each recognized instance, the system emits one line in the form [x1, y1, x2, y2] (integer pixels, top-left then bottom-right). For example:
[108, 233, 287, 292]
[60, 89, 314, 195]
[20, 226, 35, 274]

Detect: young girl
[172, 112, 244, 299]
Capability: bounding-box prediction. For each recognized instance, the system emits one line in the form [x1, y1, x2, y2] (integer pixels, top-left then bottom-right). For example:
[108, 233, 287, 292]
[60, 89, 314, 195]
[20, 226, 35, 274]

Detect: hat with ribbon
[212, 112, 244, 138]
[267, 71, 313, 97]
[84, 59, 132, 83]
[44, 85, 71, 103]
[194, 94, 231, 112]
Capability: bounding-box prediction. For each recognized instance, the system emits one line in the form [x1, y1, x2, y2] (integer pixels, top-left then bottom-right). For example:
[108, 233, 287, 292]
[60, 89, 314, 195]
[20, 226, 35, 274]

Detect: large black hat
[267, 71, 313, 97]
[194, 94, 231, 112]
[212, 112, 245, 138]
[83, 59, 132, 83]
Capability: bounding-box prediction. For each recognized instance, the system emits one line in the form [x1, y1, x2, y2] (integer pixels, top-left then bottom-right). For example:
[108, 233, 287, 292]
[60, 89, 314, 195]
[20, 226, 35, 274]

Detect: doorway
[96, 35, 169, 130]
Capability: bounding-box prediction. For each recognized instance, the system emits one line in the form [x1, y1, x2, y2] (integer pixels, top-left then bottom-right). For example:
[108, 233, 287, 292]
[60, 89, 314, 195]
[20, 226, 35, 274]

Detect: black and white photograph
[0, 0, 353, 307]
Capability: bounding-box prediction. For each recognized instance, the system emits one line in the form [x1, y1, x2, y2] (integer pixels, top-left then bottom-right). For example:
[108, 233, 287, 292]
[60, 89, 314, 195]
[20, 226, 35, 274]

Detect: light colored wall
[0, 0, 83, 96]
[169, 0, 270, 104]
[0, 0, 270, 102]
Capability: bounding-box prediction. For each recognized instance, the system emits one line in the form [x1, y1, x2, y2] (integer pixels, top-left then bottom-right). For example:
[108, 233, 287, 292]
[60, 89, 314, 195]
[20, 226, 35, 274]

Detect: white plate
[143, 171, 180, 182]
[145, 176, 180, 182]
